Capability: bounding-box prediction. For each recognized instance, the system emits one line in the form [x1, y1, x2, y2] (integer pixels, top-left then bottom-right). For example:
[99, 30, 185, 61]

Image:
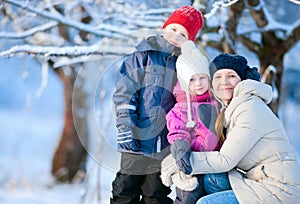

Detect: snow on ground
[0, 54, 299, 204]
[0, 109, 81, 204]
[0, 101, 299, 204]
[0, 107, 167, 204]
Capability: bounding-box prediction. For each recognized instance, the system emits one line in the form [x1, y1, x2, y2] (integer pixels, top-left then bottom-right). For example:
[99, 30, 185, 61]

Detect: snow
[0, 1, 300, 201]
[1, 52, 300, 204]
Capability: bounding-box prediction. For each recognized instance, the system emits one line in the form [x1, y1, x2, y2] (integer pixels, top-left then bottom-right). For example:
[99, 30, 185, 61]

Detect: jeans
[175, 173, 231, 204]
[196, 190, 239, 204]
[203, 172, 231, 194]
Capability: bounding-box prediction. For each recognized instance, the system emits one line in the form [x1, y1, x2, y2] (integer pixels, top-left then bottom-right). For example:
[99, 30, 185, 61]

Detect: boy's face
[189, 73, 209, 96]
[163, 23, 189, 48]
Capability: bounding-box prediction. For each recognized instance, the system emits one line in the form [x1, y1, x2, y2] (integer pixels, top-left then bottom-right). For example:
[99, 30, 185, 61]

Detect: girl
[164, 41, 231, 204]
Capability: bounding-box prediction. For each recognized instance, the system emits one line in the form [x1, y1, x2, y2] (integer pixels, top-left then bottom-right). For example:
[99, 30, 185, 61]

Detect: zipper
[157, 136, 161, 152]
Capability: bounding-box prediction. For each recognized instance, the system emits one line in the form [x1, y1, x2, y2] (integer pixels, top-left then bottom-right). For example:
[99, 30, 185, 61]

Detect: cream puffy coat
[191, 80, 300, 203]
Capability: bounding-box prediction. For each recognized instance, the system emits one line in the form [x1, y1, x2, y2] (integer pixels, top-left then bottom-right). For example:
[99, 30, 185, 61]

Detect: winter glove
[161, 154, 198, 191]
[117, 131, 139, 152]
[170, 140, 192, 174]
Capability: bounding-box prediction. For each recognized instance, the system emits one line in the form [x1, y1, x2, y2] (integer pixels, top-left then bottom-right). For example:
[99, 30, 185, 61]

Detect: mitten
[170, 140, 192, 174]
[161, 154, 198, 191]
[172, 169, 198, 191]
[161, 153, 177, 187]
[117, 131, 139, 151]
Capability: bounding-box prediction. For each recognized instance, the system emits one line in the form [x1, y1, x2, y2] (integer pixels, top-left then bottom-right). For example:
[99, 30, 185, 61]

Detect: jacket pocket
[143, 66, 165, 87]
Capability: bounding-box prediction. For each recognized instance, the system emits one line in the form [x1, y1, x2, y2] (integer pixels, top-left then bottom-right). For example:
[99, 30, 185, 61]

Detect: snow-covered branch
[240, 0, 300, 38]
[204, 0, 239, 19]
[0, 44, 135, 58]
[4, 0, 126, 38]
[0, 21, 58, 39]
[289, 0, 300, 5]
[237, 19, 300, 37]
[35, 58, 49, 98]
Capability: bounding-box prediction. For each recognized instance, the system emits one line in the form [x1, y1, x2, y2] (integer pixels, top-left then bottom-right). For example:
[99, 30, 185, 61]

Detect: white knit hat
[176, 40, 210, 127]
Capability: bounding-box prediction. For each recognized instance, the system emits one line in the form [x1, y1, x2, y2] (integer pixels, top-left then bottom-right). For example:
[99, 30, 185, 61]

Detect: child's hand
[170, 140, 192, 174]
[117, 134, 139, 151]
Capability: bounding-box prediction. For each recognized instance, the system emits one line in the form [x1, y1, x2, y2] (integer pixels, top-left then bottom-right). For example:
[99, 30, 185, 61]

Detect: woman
[162, 53, 300, 203]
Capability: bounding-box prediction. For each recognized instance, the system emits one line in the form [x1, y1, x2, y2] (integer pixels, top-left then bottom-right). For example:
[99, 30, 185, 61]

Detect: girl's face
[212, 69, 241, 105]
[189, 74, 210, 96]
[163, 23, 189, 47]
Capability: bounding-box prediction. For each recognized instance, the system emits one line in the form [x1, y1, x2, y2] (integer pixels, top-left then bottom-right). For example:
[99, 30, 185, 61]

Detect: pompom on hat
[177, 40, 210, 89]
[176, 40, 210, 127]
[162, 6, 204, 41]
[209, 53, 261, 81]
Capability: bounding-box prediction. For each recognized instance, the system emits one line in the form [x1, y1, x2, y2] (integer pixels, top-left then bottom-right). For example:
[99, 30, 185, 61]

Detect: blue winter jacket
[113, 34, 180, 159]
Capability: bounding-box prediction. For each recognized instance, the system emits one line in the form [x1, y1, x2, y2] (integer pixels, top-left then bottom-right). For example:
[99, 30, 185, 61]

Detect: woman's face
[212, 69, 241, 105]
[163, 23, 189, 48]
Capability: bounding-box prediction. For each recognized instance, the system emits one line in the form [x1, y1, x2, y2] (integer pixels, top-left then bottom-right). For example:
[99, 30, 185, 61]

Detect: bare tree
[200, 0, 300, 114]
[1, 0, 299, 183]
[0, 0, 187, 182]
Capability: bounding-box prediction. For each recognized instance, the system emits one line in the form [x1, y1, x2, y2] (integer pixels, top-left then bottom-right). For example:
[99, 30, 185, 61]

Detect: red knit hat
[162, 6, 204, 41]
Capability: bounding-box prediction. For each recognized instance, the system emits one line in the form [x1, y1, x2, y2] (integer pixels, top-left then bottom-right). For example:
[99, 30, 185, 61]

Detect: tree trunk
[51, 67, 87, 182]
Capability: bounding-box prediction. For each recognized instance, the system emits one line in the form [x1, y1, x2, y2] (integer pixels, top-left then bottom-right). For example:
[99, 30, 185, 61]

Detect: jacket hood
[233, 80, 272, 104]
[224, 80, 272, 125]
[135, 34, 181, 56]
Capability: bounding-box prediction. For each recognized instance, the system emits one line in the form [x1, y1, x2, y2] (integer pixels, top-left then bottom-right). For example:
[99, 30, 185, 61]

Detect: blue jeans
[197, 190, 239, 204]
[203, 172, 231, 194]
[174, 173, 231, 204]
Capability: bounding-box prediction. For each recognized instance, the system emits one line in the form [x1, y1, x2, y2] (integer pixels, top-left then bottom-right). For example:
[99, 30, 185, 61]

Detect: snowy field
[0, 101, 299, 204]
[1, 40, 300, 203]
[0, 63, 299, 204]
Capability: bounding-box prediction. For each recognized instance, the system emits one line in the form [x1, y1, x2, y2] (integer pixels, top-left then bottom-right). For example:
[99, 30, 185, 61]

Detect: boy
[111, 6, 204, 203]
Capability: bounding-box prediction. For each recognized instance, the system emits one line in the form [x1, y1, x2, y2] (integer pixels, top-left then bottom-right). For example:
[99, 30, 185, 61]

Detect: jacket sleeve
[113, 52, 145, 140]
[166, 105, 193, 144]
[190, 100, 265, 174]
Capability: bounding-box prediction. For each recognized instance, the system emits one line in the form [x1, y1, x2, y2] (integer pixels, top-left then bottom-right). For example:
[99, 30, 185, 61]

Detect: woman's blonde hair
[215, 107, 226, 143]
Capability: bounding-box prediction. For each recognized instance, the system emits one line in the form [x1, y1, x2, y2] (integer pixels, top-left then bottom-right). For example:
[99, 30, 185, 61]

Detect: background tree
[1, 0, 299, 184]
[0, 0, 188, 182]
[198, 0, 300, 114]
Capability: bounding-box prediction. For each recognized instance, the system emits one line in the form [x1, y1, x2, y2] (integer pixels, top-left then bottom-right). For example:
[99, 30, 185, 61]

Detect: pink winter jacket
[166, 81, 222, 152]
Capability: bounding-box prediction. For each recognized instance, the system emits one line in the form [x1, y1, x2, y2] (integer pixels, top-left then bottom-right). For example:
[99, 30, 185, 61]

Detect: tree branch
[285, 23, 300, 51]
[0, 21, 58, 39]
[4, 0, 126, 38]
[0, 44, 134, 58]
[247, 0, 268, 28]
[225, 0, 244, 52]
[239, 35, 261, 53]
